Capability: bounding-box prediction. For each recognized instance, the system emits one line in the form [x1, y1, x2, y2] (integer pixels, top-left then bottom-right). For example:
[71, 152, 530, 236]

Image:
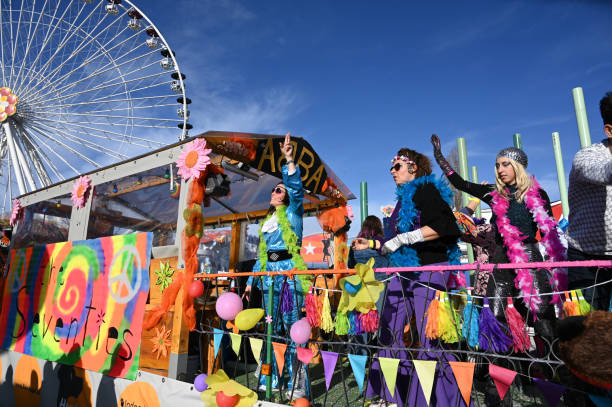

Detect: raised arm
[280, 133, 304, 216]
[431, 134, 492, 201]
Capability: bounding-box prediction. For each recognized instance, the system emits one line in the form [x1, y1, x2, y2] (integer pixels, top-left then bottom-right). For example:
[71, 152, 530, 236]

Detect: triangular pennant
[296, 346, 314, 365]
[272, 342, 287, 377]
[229, 333, 241, 357]
[348, 354, 367, 394]
[213, 328, 224, 358]
[589, 394, 612, 407]
[413, 360, 437, 405]
[489, 364, 517, 401]
[533, 378, 565, 407]
[449, 361, 475, 406]
[321, 351, 339, 391]
[378, 357, 400, 397]
[249, 338, 263, 364]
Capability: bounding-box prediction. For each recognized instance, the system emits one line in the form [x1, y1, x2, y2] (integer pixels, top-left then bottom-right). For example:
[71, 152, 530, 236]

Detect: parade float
[1, 131, 355, 406]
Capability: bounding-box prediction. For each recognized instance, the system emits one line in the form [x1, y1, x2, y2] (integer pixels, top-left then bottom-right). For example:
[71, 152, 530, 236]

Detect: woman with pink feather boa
[431, 135, 567, 341]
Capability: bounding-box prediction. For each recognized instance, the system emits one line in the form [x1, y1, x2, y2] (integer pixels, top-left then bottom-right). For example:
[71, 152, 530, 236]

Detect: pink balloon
[6, 105, 15, 115]
[0, 88, 9, 96]
[7, 95, 16, 105]
[215, 292, 243, 321]
[0, 112, 7, 121]
[290, 318, 311, 344]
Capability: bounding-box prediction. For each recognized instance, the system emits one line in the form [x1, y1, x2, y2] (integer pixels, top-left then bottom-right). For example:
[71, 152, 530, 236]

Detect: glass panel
[12, 195, 72, 249]
[197, 227, 231, 277]
[87, 165, 179, 246]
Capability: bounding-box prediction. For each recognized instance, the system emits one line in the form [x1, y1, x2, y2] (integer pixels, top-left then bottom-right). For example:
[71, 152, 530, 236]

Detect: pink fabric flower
[71, 175, 92, 208]
[10, 199, 23, 226]
[176, 138, 212, 181]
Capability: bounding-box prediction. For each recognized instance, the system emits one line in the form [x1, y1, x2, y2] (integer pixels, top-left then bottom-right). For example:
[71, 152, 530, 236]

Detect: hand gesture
[351, 237, 369, 251]
[280, 132, 293, 160]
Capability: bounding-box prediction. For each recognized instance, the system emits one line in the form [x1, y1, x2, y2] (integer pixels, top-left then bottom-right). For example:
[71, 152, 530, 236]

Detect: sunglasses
[272, 186, 286, 194]
[389, 162, 405, 173]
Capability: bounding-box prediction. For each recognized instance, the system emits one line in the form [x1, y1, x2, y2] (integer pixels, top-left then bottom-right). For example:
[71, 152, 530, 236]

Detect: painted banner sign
[0, 233, 152, 379]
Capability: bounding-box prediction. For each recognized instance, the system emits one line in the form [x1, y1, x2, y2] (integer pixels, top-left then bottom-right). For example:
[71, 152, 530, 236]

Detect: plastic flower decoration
[176, 138, 212, 181]
[10, 199, 23, 226]
[151, 325, 172, 360]
[0, 87, 18, 122]
[70, 175, 92, 208]
[183, 203, 204, 239]
[200, 369, 258, 407]
[155, 261, 175, 293]
[337, 258, 384, 314]
[380, 205, 394, 218]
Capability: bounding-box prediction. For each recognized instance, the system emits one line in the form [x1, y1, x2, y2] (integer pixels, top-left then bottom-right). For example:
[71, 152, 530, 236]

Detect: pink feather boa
[490, 178, 567, 315]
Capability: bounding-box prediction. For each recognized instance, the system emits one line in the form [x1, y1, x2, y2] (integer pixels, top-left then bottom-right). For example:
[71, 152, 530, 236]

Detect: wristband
[286, 159, 294, 164]
[369, 239, 374, 249]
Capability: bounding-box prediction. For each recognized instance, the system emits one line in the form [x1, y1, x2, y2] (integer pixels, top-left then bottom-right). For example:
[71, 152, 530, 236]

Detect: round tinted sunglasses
[272, 186, 286, 194]
[390, 160, 416, 173]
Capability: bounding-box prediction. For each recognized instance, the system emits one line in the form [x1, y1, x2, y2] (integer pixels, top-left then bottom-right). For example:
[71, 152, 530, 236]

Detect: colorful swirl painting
[0, 233, 152, 379]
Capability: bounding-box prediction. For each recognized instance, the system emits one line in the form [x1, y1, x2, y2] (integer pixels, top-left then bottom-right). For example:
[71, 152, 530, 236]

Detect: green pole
[513, 133, 523, 150]
[572, 87, 592, 148]
[471, 166, 481, 218]
[552, 132, 570, 219]
[360, 181, 368, 225]
[457, 138, 474, 264]
[266, 283, 273, 399]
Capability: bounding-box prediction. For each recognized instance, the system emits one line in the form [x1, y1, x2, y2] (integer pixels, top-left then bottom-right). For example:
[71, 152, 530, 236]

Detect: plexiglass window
[87, 165, 180, 246]
[12, 194, 72, 249]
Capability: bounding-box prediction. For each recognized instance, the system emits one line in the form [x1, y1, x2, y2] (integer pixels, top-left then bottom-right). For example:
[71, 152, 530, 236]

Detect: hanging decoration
[0, 87, 18, 122]
[70, 175, 92, 208]
[154, 261, 175, 293]
[150, 325, 172, 360]
[479, 298, 512, 353]
[144, 164, 226, 332]
[336, 258, 384, 333]
[10, 198, 23, 226]
[176, 138, 212, 181]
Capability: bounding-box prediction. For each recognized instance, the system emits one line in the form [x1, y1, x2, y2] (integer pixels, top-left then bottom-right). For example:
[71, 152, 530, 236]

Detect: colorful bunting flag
[297, 346, 315, 365]
[348, 354, 368, 394]
[213, 328, 224, 358]
[249, 338, 263, 364]
[533, 378, 566, 407]
[489, 364, 517, 401]
[229, 333, 241, 357]
[449, 361, 475, 406]
[378, 357, 400, 397]
[321, 351, 339, 391]
[413, 360, 437, 405]
[589, 394, 612, 407]
[272, 342, 287, 377]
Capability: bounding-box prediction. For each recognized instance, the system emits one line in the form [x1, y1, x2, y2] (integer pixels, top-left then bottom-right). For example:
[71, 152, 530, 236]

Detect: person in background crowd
[350, 215, 389, 315]
[366, 147, 462, 407]
[566, 91, 612, 311]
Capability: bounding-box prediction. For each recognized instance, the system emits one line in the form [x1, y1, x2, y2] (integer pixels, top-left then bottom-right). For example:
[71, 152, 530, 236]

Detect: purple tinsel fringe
[478, 298, 512, 352]
[280, 281, 293, 313]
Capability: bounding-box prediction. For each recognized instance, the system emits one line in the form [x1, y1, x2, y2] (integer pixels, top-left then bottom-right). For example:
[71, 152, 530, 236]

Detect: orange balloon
[294, 398, 310, 407]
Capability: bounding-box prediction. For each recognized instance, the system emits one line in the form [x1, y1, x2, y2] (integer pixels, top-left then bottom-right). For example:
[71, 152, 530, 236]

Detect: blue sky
[144, 0, 612, 235]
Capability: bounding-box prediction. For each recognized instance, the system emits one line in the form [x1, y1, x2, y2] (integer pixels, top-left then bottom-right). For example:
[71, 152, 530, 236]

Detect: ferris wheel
[0, 0, 192, 211]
